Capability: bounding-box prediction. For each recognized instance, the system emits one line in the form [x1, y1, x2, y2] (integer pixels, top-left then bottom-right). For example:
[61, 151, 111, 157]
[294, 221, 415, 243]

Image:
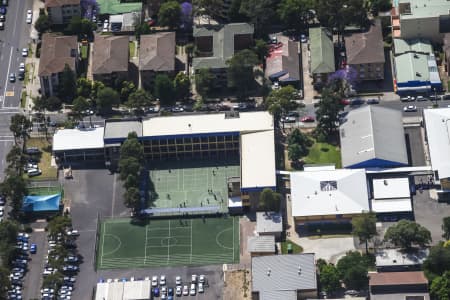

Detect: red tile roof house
[369, 271, 430, 300]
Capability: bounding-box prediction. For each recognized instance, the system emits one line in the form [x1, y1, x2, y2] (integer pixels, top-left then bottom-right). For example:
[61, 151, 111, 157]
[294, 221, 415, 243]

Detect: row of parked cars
[7, 232, 36, 299]
[41, 229, 80, 300]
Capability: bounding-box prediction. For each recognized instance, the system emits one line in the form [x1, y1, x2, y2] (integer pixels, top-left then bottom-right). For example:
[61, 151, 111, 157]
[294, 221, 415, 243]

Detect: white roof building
[423, 108, 450, 183]
[371, 178, 412, 213]
[53, 127, 104, 151]
[290, 167, 370, 220]
[95, 279, 152, 300]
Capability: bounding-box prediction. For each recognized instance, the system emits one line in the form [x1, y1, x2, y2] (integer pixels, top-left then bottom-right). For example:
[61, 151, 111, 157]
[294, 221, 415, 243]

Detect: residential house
[139, 32, 176, 90]
[392, 0, 450, 43]
[252, 254, 317, 300]
[38, 33, 78, 97]
[256, 212, 282, 240]
[290, 166, 370, 225]
[345, 20, 385, 81]
[375, 248, 428, 272]
[247, 236, 275, 257]
[369, 271, 430, 300]
[340, 106, 408, 169]
[92, 34, 129, 85]
[265, 36, 300, 88]
[45, 0, 81, 25]
[192, 23, 254, 87]
[392, 38, 441, 94]
[309, 27, 335, 85]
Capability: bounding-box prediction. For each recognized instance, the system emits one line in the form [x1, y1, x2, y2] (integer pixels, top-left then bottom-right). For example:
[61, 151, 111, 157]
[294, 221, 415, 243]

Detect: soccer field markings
[215, 227, 234, 250]
[102, 234, 122, 257]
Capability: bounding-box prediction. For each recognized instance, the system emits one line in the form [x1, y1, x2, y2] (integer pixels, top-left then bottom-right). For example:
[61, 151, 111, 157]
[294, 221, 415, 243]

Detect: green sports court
[147, 160, 240, 214]
[97, 216, 239, 269]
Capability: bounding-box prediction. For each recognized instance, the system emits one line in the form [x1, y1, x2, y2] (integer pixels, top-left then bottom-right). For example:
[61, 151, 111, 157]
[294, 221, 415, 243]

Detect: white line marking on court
[182, 168, 185, 191]
[144, 225, 148, 265]
[111, 173, 117, 217]
[167, 220, 171, 263]
[101, 222, 106, 266]
[190, 219, 193, 263]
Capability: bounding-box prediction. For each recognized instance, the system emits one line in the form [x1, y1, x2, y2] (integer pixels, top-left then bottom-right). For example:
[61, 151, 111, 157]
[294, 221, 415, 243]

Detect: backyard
[303, 141, 342, 168]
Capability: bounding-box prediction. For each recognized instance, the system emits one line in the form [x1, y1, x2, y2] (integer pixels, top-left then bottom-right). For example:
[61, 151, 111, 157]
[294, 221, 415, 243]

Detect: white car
[175, 286, 182, 296]
[198, 282, 204, 293]
[161, 286, 167, 299]
[21, 48, 28, 57]
[151, 276, 158, 287]
[26, 9, 32, 24]
[199, 274, 206, 283]
[182, 285, 189, 296]
[403, 105, 417, 112]
[159, 275, 166, 286]
[191, 274, 197, 283]
[102, 21, 109, 32]
[175, 276, 182, 286]
[189, 283, 196, 296]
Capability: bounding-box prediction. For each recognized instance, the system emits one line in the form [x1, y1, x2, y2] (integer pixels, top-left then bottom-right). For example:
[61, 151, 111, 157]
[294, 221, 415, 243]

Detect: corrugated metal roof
[252, 254, 317, 293]
[399, 0, 450, 19]
[393, 39, 432, 55]
[340, 106, 408, 168]
[247, 236, 275, 253]
[309, 27, 335, 74]
[53, 127, 105, 151]
[375, 248, 428, 268]
[260, 290, 296, 300]
[256, 212, 282, 234]
[104, 120, 143, 142]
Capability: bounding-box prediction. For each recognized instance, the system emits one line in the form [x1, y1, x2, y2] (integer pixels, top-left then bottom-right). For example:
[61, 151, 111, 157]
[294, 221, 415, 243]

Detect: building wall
[40, 73, 60, 97]
[54, 148, 105, 164]
[400, 16, 441, 43]
[298, 289, 318, 300]
[47, 4, 81, 25]
[350, 62, 384, 81]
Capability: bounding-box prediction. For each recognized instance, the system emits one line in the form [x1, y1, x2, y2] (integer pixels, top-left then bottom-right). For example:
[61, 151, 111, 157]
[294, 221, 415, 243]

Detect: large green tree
[336, 251, 370, 290]
[431, 271, 450, 300]
[315, 87, 343, 137]
[158, 1, 181, 29]
[65, 16, 96, 38]
[227, 49, 258, 99]
[258, 188, 281, 211]
[195, 68, 215, 99]
[96, 87, 120, 113]
[277, 0, 314, 32]
[58, 64, 77, 102]
[76, 77, 93, 98]
[193, 0, 222, 21]
[423, 242, 450, 280]
[384, 220, 432, 250]
[72, 96, 90, 118]
[0, 266, 11, 298]
[265, 85, 299, 124]
[126, 89, 152, 116]
[239, 0, 277, 36]
[124, 187, 141, 209]
[352, 212, 377, 254]
[287, 129, 312, 161]
[10, 114, 32, 149]
[443, 216, 450, 240]
[369, 0, 392, 14]
[34, 14, 51, 34]
[174, 71, 191, 101]
[154, 74, 175, 106]
[5, 146, 27, 176]
[254, 39, 269, 63]
[318, 262, 341, 295]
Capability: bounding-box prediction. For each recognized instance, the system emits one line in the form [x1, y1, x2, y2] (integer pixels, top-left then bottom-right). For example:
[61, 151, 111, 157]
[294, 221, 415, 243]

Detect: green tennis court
[97, 217, 240, 269]
[148, 161, 240, 213]
[97, 0, 142, 15]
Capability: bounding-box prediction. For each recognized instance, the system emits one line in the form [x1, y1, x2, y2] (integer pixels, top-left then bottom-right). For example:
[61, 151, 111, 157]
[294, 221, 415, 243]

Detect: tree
[195, 68, 215, 99]
[336, 251, 369, 290]
[288, 129, 312, 149]
[265, 85, 299, 124]
[120, 132, 144, 160]
[384, 220, 432, 250]
[318, 263, 341, 295]
[120, 81, 137, 102]
[126, 89, 152, 116]
[72, 96, 90, 117]
[315, 87, 343, 137]
[47, 215, 72, 238]
[10, 114, 32, 147]
[443, 216, 450, 240]
[288, 144, 303, 162]
[76, 77, 93, 98]
[227, 49, 258, 99]
[124, 174, 139, 190]
[258, 188, 281, 211]
[34, 14, 51, 34]
[174, 71, 191, 101]
[124, 187, 141, 210]
[277, 0, 314, 32]
[96, 87, 120, 113]
[154, 74, 175, 106]
[369, 0, 392, 14]
[423, 242, 450, 280]
[0, 266, 11, 297]
[5, 146, 27, 176]
[239, 0, 278, 36]
[254, 39, 269, 63]
[46, 96, 63, 111]
[431, 271, 450, 300]
[65, 16, 96, 38]
[119, 157, 141, 181]
[158, 1, 181, 29]
[352, 212, 377, 254]
[58, 64, 77, 102]
[193, 0, 222, 21]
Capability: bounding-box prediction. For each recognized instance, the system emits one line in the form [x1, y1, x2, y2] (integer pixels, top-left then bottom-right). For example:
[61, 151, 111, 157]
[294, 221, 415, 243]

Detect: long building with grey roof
[340, 106, 408, 169]
[251, 253, 317, 300]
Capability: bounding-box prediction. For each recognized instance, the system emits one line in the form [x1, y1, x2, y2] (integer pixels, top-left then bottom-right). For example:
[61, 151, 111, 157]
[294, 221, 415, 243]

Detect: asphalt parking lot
[63, 168, 225, 299]
[404, 126, 426, 166]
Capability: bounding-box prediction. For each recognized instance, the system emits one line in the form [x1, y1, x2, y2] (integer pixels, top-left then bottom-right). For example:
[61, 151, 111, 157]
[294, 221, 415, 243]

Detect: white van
[27, 168, 41, 177]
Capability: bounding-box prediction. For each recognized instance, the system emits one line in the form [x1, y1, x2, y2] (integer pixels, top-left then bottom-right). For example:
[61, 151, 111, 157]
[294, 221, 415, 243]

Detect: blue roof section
[346, 158, 408, 169]
[22, 194, 61, 212]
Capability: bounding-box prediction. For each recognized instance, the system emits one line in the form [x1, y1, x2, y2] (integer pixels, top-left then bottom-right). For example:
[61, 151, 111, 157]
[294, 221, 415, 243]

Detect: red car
[340, 99, 351, 105]
[301, 116, 315, 122]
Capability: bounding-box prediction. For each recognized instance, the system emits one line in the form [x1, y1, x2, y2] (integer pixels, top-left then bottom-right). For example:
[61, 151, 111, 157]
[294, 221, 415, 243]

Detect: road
[0, 0, 32, 180]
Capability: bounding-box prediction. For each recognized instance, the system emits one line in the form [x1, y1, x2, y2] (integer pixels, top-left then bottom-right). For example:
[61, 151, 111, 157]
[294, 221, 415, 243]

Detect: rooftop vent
[416, 72, 421, 77]
[225, 111, 240, 119]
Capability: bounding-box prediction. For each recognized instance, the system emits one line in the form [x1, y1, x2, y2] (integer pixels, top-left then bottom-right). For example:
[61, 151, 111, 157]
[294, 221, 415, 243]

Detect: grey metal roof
[252, 253, 317, 294]
[192, 23, 254, 70]
[309, 27, 335, 74]
[260, 290, 296, 300]
[376, 248, 429, 268]
[104, 120, 143, 142]
[265, 36, 300, 82]
[340, 106, 408, 168]
[247, 236, 275, 253]
[256, 212, 282, 234]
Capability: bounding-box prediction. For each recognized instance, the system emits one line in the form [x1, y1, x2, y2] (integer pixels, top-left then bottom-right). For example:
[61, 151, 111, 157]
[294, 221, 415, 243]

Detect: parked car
[0, 21, 4, 30]
[403, 105, 417, 112]
[182, 285, 189, 296]
[21, 48, 28, 57]
[189, 283, 196, 296]
[175, 276, 181, 286]
[27, 168, 41, 177]
[26, 147, 41, 155]
[175, 286, 182, 296]
[198, 282, 204, 293]
[416, 95, 427, 101]
[0, 14, 5, 21]
[400, 96, 415, 102]
[159, 275, 166, 286]
[301, 116, 315, 122]
[0, 6, 6, 15]
[282, 116, 296, 123]
[350, 98, 365, 106]
[9, 72, 15, 82]
[26, 9, 32, 24]
[30, 244, 37, 254]
[366, 98, 379, 104]
[151, 276, 158, 287]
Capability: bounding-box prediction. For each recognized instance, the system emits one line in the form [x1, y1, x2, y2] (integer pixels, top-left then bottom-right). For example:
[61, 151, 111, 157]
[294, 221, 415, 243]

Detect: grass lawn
[129, 41, 136, 57]
[303, 141, 342, 168]
[25, 138, 57, 180]
[81, 45, 88, 60]
[280, 239, 303, 254]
